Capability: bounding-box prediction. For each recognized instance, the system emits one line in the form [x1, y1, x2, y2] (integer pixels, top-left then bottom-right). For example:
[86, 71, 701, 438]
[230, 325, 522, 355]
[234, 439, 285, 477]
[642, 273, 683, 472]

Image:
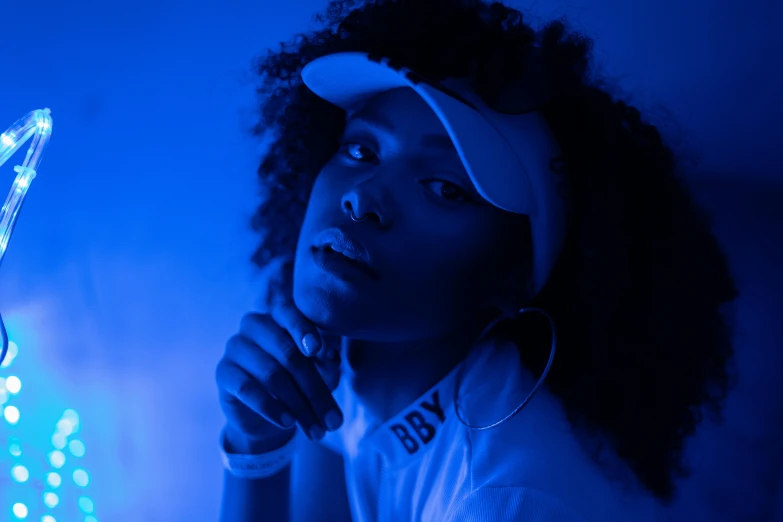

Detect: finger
[313, 335, 342, 392]
[227, 333, 325, 438]
[317, 334, 342, 363]
[215, 358, 295, 430]
[239, 315, 343, 433]
[314, 356, 341, 393]
[269, 301, 323, 357]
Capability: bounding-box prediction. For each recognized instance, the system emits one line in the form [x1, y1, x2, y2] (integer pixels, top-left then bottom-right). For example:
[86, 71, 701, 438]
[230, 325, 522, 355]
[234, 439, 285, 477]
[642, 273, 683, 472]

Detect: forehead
[345, 88, 458, 152]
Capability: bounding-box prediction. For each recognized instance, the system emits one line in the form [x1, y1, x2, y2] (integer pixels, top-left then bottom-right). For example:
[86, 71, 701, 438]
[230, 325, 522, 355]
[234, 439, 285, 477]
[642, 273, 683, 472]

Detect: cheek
[299, 176, 338, 229]
[306, 174, 333, 210]
[428, 223, 528, 297]
[406, 232, 506, 296]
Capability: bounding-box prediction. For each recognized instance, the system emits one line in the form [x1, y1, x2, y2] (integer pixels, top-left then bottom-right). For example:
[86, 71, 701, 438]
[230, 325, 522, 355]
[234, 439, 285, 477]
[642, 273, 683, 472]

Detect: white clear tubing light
[0, 108, 53, 365]
[0, 108, 53, 266]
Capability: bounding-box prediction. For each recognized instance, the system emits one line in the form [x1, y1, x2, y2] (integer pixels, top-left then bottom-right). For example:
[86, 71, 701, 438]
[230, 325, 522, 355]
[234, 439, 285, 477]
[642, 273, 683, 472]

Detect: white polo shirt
[321, 337, 664, 522]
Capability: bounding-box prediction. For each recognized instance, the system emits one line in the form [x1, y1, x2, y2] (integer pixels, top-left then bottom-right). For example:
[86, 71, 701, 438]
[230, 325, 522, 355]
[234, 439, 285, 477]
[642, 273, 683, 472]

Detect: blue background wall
[2, 0, 781, 520]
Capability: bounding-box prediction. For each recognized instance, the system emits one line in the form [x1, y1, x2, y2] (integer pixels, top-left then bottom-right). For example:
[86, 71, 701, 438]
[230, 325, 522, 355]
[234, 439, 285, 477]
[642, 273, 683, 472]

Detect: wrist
[220, 425, 299, 479]
[224, 425, 296, 455]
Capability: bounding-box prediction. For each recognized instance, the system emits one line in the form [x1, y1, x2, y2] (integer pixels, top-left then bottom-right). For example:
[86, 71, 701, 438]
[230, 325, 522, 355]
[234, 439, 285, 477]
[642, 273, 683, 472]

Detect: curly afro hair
[247, 0, 738, 503]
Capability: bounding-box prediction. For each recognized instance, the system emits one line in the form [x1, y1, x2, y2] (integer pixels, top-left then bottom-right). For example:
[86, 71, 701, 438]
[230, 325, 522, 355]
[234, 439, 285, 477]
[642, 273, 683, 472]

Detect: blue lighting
[1, 334, 99, 520]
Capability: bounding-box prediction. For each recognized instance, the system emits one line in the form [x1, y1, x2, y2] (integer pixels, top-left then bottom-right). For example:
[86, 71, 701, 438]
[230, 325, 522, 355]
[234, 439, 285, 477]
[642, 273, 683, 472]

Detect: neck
[340, 326, 482, 426]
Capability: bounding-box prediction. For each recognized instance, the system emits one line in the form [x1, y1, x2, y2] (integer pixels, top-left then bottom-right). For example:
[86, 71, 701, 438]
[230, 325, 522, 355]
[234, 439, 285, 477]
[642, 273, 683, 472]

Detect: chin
[292, 283, 400, 340]
[293, 281, 360, 334]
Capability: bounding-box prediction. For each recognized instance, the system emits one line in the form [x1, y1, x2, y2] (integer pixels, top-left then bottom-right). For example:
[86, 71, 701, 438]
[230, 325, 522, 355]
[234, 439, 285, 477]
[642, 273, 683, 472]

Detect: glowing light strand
[0, 108, 53, 365]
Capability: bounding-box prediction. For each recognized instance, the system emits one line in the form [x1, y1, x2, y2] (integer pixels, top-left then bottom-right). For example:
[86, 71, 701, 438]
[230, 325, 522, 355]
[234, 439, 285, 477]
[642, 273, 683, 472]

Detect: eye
[420, 179, 472, 203]
[339, 142, 378, 164]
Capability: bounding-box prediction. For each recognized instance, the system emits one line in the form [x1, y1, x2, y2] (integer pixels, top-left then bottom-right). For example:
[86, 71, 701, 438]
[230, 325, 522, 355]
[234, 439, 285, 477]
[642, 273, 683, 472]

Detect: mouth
[310, 245, 381, 280]
[311, 228, 381, 280]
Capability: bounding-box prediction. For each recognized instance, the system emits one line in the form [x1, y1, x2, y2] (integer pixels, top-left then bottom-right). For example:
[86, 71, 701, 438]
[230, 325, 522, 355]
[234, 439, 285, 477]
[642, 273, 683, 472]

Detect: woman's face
[293, 87, 530, 342]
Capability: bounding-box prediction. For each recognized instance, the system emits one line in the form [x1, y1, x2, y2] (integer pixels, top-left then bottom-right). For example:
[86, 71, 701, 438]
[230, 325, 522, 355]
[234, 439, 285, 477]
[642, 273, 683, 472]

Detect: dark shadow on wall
[667, 175, 783, 522]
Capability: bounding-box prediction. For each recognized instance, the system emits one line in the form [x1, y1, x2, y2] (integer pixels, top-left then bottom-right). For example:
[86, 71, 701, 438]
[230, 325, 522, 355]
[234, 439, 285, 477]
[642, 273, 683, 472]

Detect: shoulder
[456, 384, 599, 498]
[443, 398, 661, 521]
[452, 338, 589, 491]
[447, 339, 661, 520]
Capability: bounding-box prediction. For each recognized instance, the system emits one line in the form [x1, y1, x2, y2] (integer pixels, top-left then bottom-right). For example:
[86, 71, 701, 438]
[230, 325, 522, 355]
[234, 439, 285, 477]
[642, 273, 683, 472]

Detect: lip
[311, 228, 381, 280]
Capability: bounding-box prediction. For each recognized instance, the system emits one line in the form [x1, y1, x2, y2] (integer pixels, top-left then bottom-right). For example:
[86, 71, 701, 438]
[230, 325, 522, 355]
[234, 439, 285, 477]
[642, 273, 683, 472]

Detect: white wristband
[219, 427, 299, 479]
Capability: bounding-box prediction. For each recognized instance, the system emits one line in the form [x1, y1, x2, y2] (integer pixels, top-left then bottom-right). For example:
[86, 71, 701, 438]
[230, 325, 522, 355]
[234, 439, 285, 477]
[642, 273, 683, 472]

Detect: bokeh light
[77, 496, 94, 514]
[11, 502, 28, 519]
[2, 336, 97, 521]
[47, 450, 65, 469]
[11, 464, 29, 483]
[42, 492, 58, 509]
[51, 433, 66, 450]
[68, 440, 86, 457]
[55, 419, 73, 437]
[61, 410, 79, 431]
[6, 375, 22, 394]
[46, 472, 62, 488]
[0, 341, 18, 368]
[9, 439, 22, 457]
[73, 468, 89, 487]
[4, 404, 20, 424]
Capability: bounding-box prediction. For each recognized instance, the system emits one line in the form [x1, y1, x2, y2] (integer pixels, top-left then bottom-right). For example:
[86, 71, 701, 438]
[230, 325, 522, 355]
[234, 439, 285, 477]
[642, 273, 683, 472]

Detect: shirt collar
[356, 336, 536, 467]
[362, 359, 463, 467]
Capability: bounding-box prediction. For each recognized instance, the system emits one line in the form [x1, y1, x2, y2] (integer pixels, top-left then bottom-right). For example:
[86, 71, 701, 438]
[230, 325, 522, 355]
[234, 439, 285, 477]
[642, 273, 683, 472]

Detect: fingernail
[280, 413, 295, 429]
[302, 334, 321, 356]
[309, 424, 325, 440]
[324, 410, 343, 431]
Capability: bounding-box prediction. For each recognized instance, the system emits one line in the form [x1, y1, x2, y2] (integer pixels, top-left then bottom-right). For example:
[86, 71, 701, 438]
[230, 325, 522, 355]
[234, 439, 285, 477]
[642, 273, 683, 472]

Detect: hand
[216, 258, 342, 453]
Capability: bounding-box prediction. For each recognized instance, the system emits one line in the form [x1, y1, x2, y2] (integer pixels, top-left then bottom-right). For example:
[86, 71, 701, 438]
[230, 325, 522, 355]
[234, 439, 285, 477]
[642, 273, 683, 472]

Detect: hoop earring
[453, 307, 557, 430]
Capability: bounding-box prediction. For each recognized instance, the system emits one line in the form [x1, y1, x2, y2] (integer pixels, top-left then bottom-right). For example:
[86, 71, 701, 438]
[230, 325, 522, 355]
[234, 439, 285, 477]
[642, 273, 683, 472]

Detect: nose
[341, 186, 388, 227]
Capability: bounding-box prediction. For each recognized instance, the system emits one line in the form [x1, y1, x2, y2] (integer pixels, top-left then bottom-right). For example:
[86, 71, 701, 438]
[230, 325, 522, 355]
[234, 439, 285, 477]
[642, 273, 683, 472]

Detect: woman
[215, 0, 738, 520]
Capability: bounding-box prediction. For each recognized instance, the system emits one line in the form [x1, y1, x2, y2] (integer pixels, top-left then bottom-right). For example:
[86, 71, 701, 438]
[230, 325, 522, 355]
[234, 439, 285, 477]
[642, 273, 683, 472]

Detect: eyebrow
[347, 113, 457, 152]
